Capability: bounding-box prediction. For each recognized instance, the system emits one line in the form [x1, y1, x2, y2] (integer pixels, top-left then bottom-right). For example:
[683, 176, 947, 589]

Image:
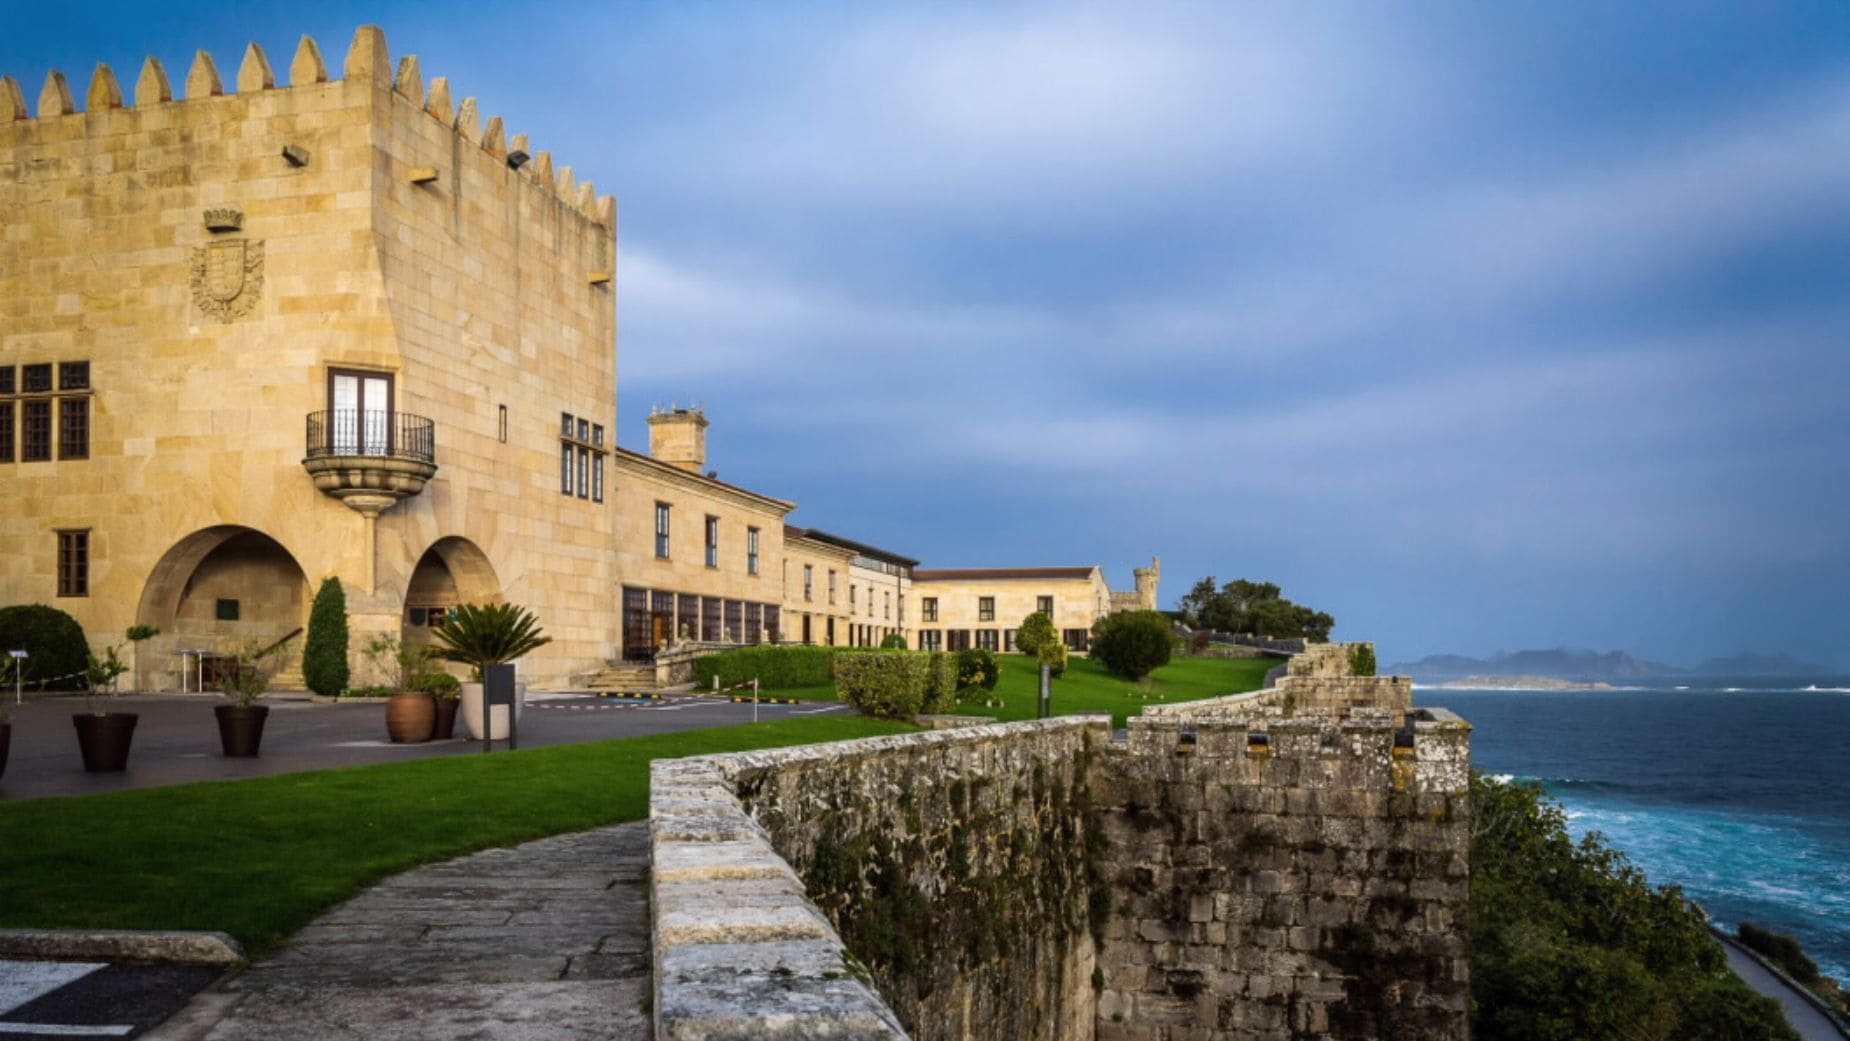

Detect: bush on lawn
[1037, 640, 1068, 679]
[301, 577, 350, 697]
[922, 651, 959, 713]
[836, 652, 933, 719]
[692, 645, 836, 690]
[879, 632, 908, 650]
[956, 648, 1000, 691]
[1015, 611, 1057, 656]
[0, 603, 89, 691]
[1092, 611, 1173, 680]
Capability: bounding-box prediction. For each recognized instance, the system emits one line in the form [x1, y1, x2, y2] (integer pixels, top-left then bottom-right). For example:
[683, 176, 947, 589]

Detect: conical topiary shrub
[302, 577, 350, 697]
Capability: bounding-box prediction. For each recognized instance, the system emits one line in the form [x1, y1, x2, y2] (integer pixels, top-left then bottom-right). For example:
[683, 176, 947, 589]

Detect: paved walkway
[1718, 934, 1849, 1041]
[146, 823, 652, 1041]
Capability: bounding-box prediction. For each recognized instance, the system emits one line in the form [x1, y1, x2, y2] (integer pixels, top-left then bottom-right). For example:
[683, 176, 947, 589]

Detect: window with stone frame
[655, 502, 672, 558]
[21, 400, 51, 462]
[747, 526, 760, 575]
[59, 398, 89, 460]
[705, 515, 720, 568]
[804, 564, 814, 601]
[978, 596, 995, 622]
[1037, 595, 1054, 616]
[0, 401, 12, 463]
[57, 529, 89, 597]
[922, 597, 938, 622]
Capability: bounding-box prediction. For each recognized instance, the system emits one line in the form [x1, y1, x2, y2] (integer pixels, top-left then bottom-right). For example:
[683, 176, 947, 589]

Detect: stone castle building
[0, 27, 1157, 689]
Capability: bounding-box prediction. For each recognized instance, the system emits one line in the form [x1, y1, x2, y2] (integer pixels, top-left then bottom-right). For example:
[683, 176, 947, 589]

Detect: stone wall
[1091, 706, 1470, 1040]
[648, 647, 1470, 1041]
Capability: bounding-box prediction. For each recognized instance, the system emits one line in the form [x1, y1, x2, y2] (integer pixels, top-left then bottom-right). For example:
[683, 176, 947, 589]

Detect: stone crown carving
[203, 207, 243, 232]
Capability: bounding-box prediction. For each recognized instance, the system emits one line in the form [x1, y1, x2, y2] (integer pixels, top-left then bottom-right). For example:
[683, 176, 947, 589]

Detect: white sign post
[8, 650, 26, 705]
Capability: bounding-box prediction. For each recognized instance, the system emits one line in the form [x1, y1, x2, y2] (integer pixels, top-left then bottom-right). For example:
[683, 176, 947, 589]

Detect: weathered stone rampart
[648, 644, 1470, 1041]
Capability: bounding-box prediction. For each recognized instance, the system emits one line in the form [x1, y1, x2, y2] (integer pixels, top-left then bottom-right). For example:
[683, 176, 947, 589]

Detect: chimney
[648, 404, 709, 474]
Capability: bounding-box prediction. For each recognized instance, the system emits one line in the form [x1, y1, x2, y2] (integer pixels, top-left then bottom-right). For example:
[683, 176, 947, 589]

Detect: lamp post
[8, 650, 25, 705]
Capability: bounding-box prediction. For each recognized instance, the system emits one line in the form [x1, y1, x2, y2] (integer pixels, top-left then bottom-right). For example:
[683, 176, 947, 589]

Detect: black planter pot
[0, 721, 10, 781]
[73, 712, 139, 772]
[432, 696, 459, 740]
[215, 704, 269, 757]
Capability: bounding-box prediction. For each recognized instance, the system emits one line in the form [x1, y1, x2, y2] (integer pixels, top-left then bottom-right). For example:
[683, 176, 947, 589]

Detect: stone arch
[134, 525, 312, 688]
[402, 536, 501, 634]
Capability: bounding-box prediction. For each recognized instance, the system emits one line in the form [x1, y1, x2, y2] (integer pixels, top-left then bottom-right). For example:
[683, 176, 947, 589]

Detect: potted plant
[73, 642, 135, 772]
[431, 603, 551, 741]
[215, 639, 273, 757]
[364, 634, 437, 744]
[424, 671, 462, 739]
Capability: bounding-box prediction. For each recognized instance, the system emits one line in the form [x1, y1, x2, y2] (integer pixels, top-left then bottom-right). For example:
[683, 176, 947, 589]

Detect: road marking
[792, 705, 846, 715]
[0, 962, 103, 1015]
[0, 1025, 134, 1037]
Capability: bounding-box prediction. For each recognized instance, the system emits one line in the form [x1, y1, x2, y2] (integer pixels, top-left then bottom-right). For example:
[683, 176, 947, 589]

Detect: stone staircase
[584, 661, 659, 692]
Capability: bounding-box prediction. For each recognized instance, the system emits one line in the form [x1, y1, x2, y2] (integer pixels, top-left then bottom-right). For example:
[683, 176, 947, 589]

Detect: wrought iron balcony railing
[304, 409, 435, 464]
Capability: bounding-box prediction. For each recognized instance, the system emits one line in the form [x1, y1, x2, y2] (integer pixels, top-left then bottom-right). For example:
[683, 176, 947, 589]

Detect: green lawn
[0, 715, 913, 955]
[954, 653, 1276, 727]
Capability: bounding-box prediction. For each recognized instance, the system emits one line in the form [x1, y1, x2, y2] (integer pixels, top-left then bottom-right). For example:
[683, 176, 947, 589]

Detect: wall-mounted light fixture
[506, 149, 531, 170]
[281, 144, 310, 167]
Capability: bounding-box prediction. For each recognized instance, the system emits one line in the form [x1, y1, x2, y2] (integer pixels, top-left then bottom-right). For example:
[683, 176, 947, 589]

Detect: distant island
[1432, 675, 1615, 691]
[1387, 647, 1837, 684]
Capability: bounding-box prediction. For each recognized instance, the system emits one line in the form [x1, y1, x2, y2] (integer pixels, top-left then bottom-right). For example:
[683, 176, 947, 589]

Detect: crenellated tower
[0, 26, 621, 688]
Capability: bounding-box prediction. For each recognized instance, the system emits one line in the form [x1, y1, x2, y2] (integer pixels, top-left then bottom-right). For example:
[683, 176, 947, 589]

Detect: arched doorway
[135, 526, 311, 690]
[402, 536, 500, 637]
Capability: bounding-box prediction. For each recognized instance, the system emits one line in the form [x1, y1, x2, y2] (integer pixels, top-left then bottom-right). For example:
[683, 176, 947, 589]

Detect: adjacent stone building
[911, 563, 1133, 654]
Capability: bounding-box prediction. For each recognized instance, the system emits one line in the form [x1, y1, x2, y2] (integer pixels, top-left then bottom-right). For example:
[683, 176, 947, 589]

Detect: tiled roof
[912, 567, 1098, 582]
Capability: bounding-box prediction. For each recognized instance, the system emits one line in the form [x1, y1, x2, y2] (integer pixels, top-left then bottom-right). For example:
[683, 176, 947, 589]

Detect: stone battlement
[0, 25, 612, 228]
[648, 645, 1471, 1041]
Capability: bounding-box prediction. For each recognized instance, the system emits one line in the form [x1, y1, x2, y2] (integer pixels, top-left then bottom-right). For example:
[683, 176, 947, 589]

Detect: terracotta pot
[459, 681, 527, 740]
[215, 704, 269, 757]
[385, 691, 436, 743]
[0, 721, 10, 781]
[432, 696, 459, 740]
[73, 712, 139, 772]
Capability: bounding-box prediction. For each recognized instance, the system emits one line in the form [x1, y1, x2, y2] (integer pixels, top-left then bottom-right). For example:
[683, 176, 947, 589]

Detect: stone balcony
[301, 409, 438, 517]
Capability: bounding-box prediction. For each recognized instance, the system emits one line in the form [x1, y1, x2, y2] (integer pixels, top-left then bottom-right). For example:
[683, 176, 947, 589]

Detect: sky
[5, 1, 1849, 667]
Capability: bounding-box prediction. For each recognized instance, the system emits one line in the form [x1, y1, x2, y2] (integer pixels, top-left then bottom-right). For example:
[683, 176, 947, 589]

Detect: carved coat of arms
[190, 239, 265, 321]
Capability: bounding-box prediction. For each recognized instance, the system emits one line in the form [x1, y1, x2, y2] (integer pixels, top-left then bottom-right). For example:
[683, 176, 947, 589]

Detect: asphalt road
[0, 960, 223, 1039]
[0, 692, 846, 801]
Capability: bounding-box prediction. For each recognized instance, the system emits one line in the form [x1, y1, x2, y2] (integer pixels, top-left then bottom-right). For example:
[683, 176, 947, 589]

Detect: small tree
[879, 632, 908, 650]
[1347, 643, 1377, 677]
[1037, 639, 1068, 679]
[1092, 611, 1173, 680]
[1015, 611, 1056, 656]
[956, 648, 1000, 691]
[302, 577, 350, 697]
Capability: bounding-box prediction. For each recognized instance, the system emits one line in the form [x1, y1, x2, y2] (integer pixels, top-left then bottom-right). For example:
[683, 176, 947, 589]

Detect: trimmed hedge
[956, 648, 1000, 691]
[0, 603, 89, 691]
[836, 652, 931, 719]
[922, 651, 958, 714]
[692, 646, 838, 690]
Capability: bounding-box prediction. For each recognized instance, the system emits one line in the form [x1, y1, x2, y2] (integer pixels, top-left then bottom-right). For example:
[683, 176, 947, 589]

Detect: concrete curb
[0, 928, 246, 966]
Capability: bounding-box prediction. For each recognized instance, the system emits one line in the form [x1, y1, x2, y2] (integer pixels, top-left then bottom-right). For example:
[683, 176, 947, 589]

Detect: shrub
[1347, 643, 1377, 677]
[1015, 612, 1057, 656]
[301, 577, 349, 697]
[1737, 923, 1822, 986]
[956, 648, 999, 691]
[1188, 630, 1212, 654]
[1471, 774, 1799, 1041]
[430, 602, 551, 674]
[922, 651, 959, 714]
[879, 632, 908, 650]
[1037, 640, 1068, 679]
[692, 646, 836, 690]
[1091, 611, 1173, 679]
[0, 603, 89, 691]
[835, 652, 931, 719]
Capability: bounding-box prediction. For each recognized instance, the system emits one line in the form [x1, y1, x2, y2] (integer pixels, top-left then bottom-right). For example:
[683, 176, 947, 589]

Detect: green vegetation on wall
[1347, 643, 1377, 677]
[301, 577, 349, 697]
[1470, 774, 1799, 1041]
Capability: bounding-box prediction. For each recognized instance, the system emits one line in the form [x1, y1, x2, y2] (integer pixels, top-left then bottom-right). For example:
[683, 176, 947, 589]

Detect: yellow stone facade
[910, 568, 1120, 654]
[0, 27, 618, 688]
[781, 529, 854, 648]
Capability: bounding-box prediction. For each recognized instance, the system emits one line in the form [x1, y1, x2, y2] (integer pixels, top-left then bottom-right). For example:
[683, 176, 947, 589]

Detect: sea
[1423, 680, 1850, 983]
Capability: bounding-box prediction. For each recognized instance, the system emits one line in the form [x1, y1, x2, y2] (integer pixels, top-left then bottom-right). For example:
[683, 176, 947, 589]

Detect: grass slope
[956, 653, 1276, 727]
[0, 716, 912, 954]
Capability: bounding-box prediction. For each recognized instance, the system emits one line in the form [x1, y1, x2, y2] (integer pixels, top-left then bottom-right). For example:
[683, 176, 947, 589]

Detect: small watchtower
[648, 404, 709, 474]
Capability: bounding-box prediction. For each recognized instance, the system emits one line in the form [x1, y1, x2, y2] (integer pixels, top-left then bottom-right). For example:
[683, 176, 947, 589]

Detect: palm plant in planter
[430, 603, 551, 741]
[215, 639, 274, 757]
[74, 642, 134, 772]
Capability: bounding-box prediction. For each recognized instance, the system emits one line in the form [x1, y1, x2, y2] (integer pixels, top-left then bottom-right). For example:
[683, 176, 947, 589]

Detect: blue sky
[7, 2, 1849, 667]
